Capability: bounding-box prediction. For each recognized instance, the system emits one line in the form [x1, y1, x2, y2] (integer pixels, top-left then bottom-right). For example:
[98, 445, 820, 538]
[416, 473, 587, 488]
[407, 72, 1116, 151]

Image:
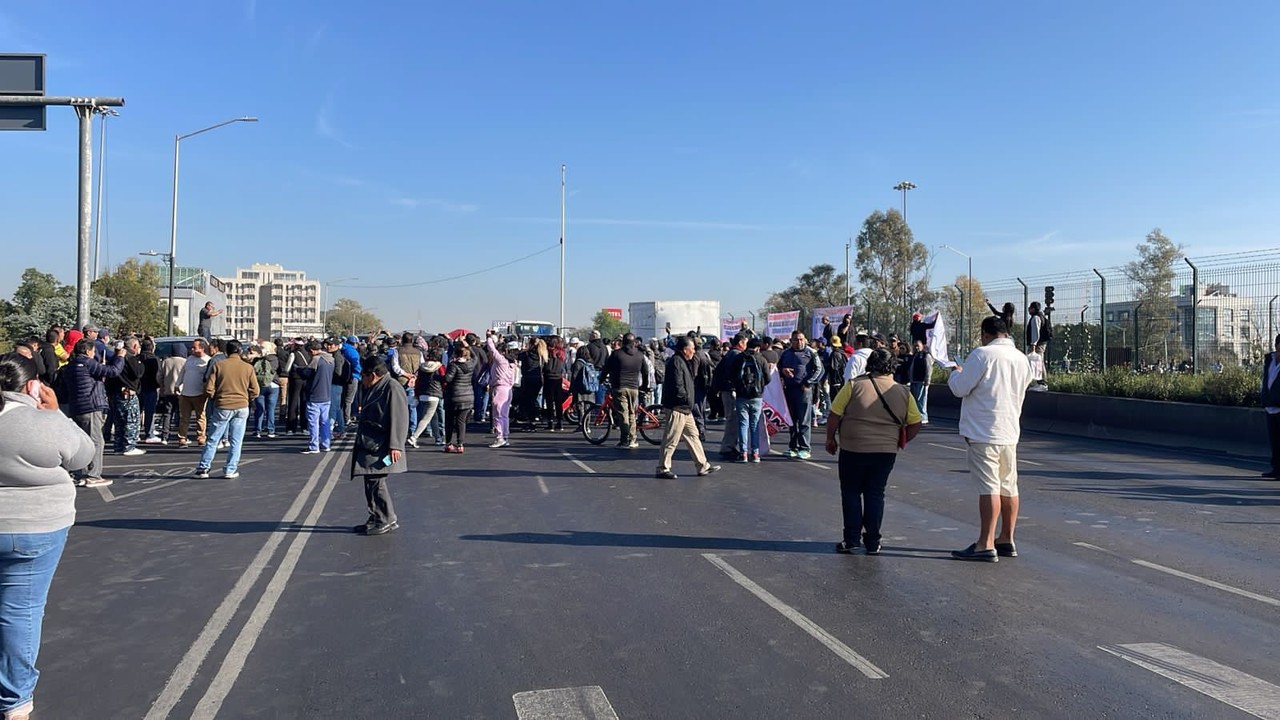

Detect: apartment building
[223, 263, 323, 341]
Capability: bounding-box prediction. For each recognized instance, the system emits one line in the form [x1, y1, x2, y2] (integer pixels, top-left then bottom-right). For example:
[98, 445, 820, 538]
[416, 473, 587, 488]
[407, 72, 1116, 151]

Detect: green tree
[326, 297, 384, 337]
[591, 310, 630, 340]
[940, 275, 987, 356]
[1124, 228, 1183, 367]
[11, 268, 62, 314]
[93, 258, 167, 335]
[3, 267, 124, 341]
[761, 263, 850, 332]
[854, 209, 935, 335]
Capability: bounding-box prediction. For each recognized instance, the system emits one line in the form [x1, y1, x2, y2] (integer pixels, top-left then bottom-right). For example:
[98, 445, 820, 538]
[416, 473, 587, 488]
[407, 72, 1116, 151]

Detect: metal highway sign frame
[0, 53, 46, 130]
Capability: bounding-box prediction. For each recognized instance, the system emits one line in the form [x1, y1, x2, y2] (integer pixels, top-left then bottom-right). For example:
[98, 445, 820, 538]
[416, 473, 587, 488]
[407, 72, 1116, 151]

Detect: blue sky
[2, 1, 1277, 333]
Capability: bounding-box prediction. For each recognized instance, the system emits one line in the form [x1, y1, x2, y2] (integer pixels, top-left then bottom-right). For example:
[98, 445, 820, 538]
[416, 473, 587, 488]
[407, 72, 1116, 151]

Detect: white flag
[925, 311, 955, 368]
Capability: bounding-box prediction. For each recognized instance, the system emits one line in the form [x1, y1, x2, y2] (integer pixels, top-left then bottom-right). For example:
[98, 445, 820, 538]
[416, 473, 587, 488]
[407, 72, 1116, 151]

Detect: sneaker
[951, 543, 998, 562]
[123, 448, 147, 457]
[751, 452, 761, 463]
[444, 444, 456, 453]
[219, 440, 229, 449]
[456, 445, 465, 454]
[697, 465, 722, 477]
[489, 439, 510, 449]
[407, 437, 418, 449]
[144, 436, 162, 444]
[81, 477, 113, 488]
[655, 470, 678, 479]
[628, 440, 640, 449]
[301, 449, 319, 455]
[865, 543, 882, 555]
[224, 471, 240, 479]
[735, 454, 749, 463]
[267, 433, 277, 439]
[995, 541, 1018, 558]
[834, 541, 858, 554]
[321, 447, 331, 452]
[193, 468, 210, 479]
[797, 450, 812, 460]
[177, 440, 189, 448]
[785, 449, 799, 458]
[364, 521, 396, 536]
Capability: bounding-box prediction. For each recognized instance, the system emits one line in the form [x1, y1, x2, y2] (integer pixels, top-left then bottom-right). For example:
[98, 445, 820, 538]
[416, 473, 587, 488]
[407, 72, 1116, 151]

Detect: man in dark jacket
[909, 339, 932, 425]
[712, 333, 747, 459]
[62, 339, 125, 486]
[352, 357, 407, 535]
[604, 333, 647, 448]
[139, 337, 163, 444]
[298, 340, 335, 454]
[38, 327, 63, 386]
[778, 330, 824, 459]
[655, 336, 721, 480]
[106, 337, 147, 456]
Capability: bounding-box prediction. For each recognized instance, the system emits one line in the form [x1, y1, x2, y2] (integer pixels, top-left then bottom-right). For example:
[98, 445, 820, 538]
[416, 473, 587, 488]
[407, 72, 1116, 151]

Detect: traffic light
[1044, 285, 1055, 309]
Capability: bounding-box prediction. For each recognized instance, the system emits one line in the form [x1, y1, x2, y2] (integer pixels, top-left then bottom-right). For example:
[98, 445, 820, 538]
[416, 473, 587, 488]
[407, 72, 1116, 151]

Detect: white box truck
[628, 300, 722, 346]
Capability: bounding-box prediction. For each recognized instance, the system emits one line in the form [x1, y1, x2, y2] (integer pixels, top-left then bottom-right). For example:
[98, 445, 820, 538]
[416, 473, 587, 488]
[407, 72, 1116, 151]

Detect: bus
[508, 320, 557, 338]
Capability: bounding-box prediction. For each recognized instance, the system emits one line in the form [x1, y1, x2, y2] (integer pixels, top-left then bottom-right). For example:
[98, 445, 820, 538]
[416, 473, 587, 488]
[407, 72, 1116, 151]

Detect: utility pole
[893, 181, 916, 331]
[559, 163, 566, 334]
[844, 238, 851, 306]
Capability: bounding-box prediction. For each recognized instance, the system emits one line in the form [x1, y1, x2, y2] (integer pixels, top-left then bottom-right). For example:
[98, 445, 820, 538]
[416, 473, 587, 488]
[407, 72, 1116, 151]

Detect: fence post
[1185, 257, 1199, 374]
[1016, 277, 1028, 351]
[1270, 295, 1278, 348]
[1133, 302, 1142, 369]
[1093, 269, 1106, 372]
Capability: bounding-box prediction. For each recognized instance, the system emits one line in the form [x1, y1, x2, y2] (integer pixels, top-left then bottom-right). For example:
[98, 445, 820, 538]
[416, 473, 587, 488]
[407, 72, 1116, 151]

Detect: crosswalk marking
[1101, 643, 1280, 719]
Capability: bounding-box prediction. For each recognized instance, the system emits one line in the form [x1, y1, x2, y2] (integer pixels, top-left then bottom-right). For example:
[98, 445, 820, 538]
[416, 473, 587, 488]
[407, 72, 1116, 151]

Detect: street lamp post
[559, 163, 566, 335]
[940, 244, 972, 354]
[844, 238, 852, 306]
[893, 181, 916, 330]
[167, 116, 258, 335]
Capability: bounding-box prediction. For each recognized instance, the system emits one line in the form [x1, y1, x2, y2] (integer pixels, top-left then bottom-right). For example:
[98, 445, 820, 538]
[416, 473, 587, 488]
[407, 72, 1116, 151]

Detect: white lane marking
[192, 454, 347, 718]
[144, 450, 337, 720]
[103, 458, 265, 471]
[1020, 459, 1044, 466]
[562, 450, 597, 474]
[1100, 643, 1280, 719]
[536, 475, 550, 495]
[105, 479, 187, 502]
[96, 486, 115, 502]
[702, 553, 888, 679]
[926, 442, 965, 452]
[1074, 543, 1280, 608]
[513, 686, 620, 720]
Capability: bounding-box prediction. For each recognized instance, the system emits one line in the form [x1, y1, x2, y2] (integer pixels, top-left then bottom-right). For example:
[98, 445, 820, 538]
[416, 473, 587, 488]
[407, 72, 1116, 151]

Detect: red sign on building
[604, 308, 623, 320]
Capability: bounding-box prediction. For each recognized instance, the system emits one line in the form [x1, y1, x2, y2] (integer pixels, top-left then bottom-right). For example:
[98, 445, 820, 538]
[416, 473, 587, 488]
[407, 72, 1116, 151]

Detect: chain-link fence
[930, 249, 1280, 372]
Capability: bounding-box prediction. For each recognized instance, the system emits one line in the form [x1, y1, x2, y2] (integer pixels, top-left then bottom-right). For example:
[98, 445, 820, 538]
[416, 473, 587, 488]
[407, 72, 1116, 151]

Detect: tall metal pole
[966, 255, 973, 356]
[167, 134, 179, 335]
[954, 283, 965, 356]
[559, 163, 566, 334]
[92, 112, 107, 281]
[1093, 268, 1107, 372]
[1185, 257, 1199, 374]
[844, 239, 851, 306]
[75, 105, 93, 328]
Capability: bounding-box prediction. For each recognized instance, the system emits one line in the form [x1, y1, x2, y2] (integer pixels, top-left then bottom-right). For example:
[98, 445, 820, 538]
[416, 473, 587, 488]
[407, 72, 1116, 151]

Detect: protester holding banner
[765, 311, 800, 341]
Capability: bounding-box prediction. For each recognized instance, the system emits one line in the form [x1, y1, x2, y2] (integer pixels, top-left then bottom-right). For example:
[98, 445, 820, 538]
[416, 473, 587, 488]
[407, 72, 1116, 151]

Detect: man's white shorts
[966, 440, 1019, 497]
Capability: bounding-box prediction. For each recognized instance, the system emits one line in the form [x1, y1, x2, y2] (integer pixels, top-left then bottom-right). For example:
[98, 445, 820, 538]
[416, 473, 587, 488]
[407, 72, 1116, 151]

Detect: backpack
[735, 354, 765, 398]
[1041, 314, 1054, 342]
[825, 349, 847, 385]
[580, 362, 601, 394]
[253, 357, 274, 389]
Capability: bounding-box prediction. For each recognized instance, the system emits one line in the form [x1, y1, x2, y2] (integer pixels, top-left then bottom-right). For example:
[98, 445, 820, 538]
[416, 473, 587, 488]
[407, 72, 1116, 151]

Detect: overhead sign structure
[0, 53, 46, 130]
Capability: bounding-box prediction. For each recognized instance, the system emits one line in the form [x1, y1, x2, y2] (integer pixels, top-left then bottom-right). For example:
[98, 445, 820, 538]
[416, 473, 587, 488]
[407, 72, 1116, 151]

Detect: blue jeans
[0, 527, 69, 714]
[306, 401, 332, 451]
[784, 386, 813, 452]
[140, 388, 159, 438]
[910, 382, 929, 423]
[199, 406, 250, 473]
[473, 383, 489, 422]
[328, 385, 345, 433]
[255, 384, 279, 435]
[405, 390, 418, 437]
[736, 397, 763, 456]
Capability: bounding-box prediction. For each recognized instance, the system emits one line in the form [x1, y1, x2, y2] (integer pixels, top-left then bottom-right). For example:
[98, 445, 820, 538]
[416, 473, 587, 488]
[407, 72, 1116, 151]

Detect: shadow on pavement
[460, 530, 834, 554]
[77, 519, 351, 534]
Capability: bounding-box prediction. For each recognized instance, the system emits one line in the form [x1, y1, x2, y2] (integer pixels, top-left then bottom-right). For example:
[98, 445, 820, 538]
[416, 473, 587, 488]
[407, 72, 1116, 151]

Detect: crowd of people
[0, 301, 1161, 720]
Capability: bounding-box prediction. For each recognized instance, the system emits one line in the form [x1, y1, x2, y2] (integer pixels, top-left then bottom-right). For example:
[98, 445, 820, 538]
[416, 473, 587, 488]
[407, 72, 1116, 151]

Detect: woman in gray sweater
[0, 353, 95, 720]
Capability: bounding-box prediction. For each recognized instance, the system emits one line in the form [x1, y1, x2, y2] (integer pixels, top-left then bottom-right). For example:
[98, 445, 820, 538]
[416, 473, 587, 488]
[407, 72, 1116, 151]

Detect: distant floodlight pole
[893, 181, 916, 331]
[559, 163, 566, 335]
[92, 109, 118, 280]
[844, 238, 852, 306]
[940, 244, 971, 354]
[168, 116, 258, 335]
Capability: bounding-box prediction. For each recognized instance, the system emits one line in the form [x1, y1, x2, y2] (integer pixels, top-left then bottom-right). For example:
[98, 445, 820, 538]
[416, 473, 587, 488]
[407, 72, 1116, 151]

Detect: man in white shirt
[177, 339, 211, 448]
[843, 333, 873, 382]
[946, 317, 1033, 562]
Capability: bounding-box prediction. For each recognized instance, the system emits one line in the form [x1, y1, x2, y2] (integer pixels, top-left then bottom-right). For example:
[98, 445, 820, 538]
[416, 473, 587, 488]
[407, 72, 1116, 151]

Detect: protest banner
[721, 319, 739, 341]
[765, 310, 800, 339]
[810, 304, 853, 340]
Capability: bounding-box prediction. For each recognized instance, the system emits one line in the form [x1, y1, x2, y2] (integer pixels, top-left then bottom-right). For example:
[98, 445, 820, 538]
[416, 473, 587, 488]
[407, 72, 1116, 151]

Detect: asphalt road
[34, 418, 1280, 719]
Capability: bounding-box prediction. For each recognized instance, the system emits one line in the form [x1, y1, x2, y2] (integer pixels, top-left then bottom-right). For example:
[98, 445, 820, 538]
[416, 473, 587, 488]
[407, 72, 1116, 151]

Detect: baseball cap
[346, 335, 358, 344]
[569, 337, 582, 346]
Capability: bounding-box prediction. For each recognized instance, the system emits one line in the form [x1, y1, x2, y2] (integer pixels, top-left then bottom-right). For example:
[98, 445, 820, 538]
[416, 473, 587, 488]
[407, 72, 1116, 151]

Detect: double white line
[145, 447, 349, 719]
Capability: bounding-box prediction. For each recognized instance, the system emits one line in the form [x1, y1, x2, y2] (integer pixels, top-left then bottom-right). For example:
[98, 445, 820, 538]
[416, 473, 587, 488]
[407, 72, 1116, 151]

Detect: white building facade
[224, 263, 323, 341]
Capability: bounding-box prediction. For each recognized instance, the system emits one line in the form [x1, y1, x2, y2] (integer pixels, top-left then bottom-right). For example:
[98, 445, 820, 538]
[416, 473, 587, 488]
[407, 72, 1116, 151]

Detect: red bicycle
[579, 388, 665, 445]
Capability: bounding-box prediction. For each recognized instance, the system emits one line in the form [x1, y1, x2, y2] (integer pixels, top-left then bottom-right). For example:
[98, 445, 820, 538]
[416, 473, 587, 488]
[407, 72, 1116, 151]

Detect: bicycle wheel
[564, 399, 582, 426]
[638, 405, 666, 445]
[581, 402, 613, 445]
